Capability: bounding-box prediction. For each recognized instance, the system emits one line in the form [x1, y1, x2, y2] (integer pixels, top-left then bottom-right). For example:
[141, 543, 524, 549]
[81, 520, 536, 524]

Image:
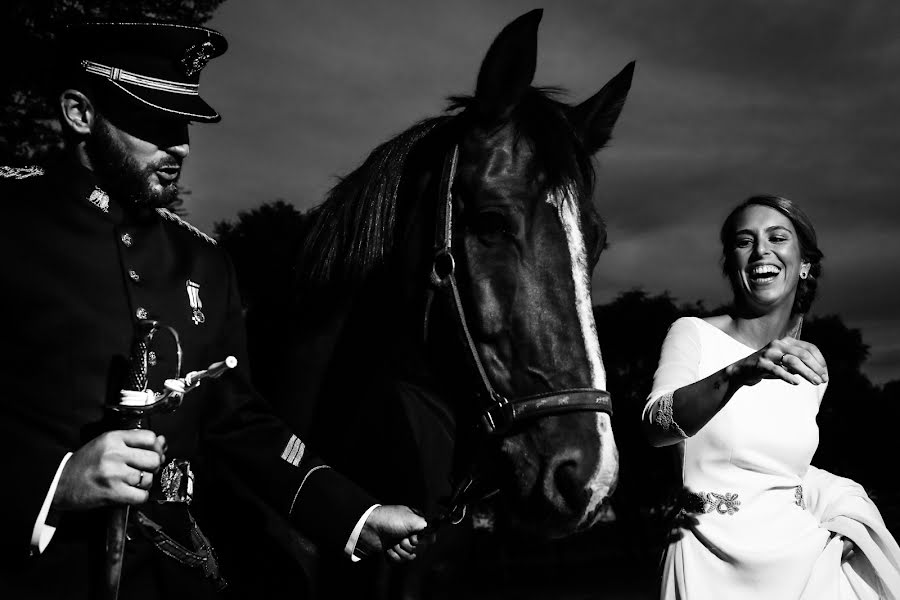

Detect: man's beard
[86, 116, 181, 209]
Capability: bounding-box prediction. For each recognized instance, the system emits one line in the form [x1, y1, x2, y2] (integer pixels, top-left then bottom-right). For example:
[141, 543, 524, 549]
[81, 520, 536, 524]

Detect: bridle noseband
[426, 143, 613, 438]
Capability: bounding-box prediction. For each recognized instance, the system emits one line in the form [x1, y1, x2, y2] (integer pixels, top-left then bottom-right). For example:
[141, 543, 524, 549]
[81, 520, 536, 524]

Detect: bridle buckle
[430, 249, 455, 287]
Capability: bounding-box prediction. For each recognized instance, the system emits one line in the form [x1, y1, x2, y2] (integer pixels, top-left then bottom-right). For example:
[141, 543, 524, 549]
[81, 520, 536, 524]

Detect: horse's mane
[296, 116, 450, 285]
[298, 87, 599, 286]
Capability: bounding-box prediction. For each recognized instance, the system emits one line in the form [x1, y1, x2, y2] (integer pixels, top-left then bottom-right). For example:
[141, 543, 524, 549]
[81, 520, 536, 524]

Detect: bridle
[422, 141, 613, 526]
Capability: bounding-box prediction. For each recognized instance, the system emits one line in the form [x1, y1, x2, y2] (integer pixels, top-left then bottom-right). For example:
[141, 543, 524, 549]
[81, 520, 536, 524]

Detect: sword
[103, 319, 236, 600]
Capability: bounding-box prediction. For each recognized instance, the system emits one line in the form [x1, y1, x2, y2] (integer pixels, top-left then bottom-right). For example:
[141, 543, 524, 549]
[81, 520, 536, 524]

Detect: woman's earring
[800, 265, 809, 280]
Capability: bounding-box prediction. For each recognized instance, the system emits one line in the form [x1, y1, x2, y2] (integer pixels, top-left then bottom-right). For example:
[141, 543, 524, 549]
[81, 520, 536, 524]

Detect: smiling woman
[720, 195, 823, 319]
[641, 195, 900, 599]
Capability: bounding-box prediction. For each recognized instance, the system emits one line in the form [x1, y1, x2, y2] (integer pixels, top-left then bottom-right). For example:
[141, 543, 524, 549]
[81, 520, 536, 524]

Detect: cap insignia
[181, 41, 216, 77]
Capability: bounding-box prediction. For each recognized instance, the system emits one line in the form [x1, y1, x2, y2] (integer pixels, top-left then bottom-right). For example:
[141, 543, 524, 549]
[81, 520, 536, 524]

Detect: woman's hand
[725, 337, 828, 388]
[841, 535, 857, 562]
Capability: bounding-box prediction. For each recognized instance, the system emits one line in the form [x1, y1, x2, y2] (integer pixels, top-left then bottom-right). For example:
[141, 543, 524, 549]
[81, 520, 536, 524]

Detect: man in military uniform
[0, 22, 427, 599]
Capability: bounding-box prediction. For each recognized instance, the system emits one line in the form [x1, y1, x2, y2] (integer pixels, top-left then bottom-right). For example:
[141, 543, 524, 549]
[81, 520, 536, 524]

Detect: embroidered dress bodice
[669, 318, 821, 524]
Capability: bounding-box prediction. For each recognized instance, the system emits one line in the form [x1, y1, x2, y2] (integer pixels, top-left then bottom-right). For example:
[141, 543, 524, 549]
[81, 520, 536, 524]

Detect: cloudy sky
[180, 0, 900, 384]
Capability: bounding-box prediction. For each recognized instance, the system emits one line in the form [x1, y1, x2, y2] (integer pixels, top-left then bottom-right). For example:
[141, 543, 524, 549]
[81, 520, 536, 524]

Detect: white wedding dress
[645, 317, 900, 599]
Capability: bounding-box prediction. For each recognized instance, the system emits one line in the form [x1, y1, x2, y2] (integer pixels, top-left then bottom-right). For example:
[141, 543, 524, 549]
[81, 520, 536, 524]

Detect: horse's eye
[471, 211, 512, 240]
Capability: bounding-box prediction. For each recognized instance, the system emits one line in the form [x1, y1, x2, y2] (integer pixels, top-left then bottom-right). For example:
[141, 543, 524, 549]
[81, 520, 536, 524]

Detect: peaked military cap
[58, 22, 227, 122]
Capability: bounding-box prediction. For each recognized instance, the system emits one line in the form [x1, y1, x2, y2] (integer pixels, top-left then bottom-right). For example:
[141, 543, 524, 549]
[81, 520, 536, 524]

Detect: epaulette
[155, 207, 217, 245]
[0, 165, 45, 179]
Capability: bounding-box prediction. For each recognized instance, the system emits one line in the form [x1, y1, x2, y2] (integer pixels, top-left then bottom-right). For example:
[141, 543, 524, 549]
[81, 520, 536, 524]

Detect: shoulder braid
[155, 207, 217, 245]
[0, 165, 45, 179]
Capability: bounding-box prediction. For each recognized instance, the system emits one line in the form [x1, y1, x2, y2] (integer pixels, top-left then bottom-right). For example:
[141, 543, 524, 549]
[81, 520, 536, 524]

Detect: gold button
[136, 307, 148, 320]
[121, 233, 133, 247]
[129, 270, 140, 283]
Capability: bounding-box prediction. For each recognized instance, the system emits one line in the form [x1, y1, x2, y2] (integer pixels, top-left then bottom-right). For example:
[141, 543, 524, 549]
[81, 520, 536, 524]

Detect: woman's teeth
[749, 265, 780, 282]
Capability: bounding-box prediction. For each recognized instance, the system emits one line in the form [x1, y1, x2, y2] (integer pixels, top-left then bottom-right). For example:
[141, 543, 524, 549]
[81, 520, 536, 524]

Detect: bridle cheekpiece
[426, 143, 613, 437]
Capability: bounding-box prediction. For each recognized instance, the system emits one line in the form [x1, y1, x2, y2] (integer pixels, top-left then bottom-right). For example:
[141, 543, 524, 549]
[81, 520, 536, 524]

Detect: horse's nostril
[545, 449, 587, 512]
[554, 461, 580, 505]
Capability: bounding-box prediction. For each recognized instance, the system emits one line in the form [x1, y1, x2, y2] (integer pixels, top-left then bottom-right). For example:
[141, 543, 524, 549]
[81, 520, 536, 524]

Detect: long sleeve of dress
[643, 317, 702, 437]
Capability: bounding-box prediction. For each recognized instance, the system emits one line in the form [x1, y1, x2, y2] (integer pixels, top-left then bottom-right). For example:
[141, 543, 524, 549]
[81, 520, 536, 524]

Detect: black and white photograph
[2, 1, 899, 598]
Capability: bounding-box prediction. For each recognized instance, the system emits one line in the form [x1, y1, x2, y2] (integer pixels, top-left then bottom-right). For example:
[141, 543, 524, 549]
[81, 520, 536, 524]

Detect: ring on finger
[779, 353, 792, 368]
[137, 471, 145, 488]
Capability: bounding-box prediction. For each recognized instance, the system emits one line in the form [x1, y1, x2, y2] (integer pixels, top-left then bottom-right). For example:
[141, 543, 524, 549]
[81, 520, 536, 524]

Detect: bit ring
[137, 471, 146, 488]
[779, 353, 791, 368]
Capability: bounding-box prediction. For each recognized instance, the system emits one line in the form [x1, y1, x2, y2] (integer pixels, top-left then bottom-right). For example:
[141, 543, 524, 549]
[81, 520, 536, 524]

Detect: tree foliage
[0, 0, 228, 165]
[592, 290, 712, 553]
[214, 200, 311, 389]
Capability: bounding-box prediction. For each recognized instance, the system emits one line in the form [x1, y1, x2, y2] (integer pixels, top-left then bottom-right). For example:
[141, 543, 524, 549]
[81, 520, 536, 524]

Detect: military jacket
[0, 163, 375, 598]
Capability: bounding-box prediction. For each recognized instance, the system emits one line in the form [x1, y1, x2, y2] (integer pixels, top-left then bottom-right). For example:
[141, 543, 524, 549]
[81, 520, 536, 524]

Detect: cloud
[592, 222, 727, 305]
[179, 0, 899, 383]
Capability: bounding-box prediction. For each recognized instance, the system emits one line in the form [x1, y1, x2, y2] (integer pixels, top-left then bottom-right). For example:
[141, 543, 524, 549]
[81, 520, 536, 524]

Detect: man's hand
[52, 430, 166, 511]
[357, 505, 432, 562]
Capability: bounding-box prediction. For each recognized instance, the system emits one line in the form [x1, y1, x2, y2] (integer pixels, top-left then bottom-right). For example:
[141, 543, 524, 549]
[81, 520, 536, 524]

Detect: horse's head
[418, 10, 633, 538]
[298, 9, 632, 540]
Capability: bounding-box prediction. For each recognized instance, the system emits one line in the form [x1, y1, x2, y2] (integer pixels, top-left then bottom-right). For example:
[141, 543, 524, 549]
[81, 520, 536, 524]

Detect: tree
[804, 316, 881, 483]
[214, 200, 311, 391]
[0, 0, 228, 165]
[593, 290, 710, 555]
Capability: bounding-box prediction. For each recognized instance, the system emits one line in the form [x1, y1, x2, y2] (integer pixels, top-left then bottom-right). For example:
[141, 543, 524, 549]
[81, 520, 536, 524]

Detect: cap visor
[103, 79, 221, 122]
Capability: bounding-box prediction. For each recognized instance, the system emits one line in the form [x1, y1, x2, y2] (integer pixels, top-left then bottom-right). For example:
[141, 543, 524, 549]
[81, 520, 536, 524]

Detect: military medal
[186, 280, 205, 325]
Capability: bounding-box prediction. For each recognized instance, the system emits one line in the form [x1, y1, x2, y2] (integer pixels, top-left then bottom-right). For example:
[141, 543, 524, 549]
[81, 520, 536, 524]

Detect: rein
[422, 142, 613, 526]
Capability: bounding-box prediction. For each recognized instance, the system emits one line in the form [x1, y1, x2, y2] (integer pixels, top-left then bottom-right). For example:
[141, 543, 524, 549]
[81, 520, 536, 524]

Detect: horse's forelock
[451, 87, 597, 206]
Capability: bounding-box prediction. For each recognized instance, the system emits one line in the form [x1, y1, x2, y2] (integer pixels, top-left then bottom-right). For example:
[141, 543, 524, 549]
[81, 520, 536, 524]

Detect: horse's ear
[474, 9, 542, 120]
[568, 61, 635, 154]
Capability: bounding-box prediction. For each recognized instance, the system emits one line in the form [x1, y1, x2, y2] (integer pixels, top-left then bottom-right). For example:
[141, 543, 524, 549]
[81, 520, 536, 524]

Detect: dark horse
[259, 9, 633, 598]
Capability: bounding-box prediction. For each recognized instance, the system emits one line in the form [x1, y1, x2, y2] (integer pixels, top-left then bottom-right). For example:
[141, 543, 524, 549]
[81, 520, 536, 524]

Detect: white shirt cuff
[345, 504, 380, 562]
[31, 452, 72, 554]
